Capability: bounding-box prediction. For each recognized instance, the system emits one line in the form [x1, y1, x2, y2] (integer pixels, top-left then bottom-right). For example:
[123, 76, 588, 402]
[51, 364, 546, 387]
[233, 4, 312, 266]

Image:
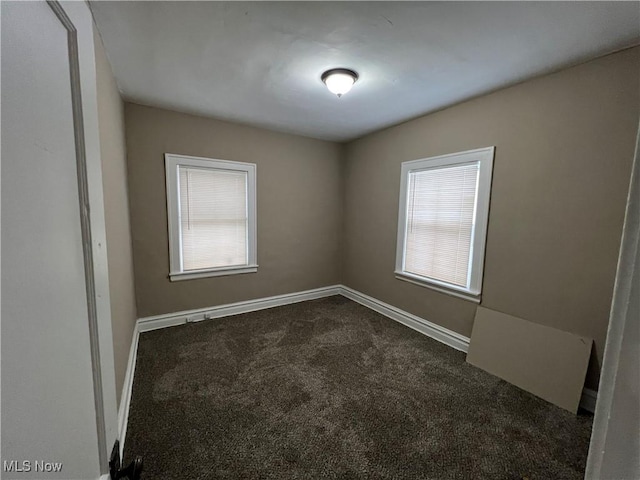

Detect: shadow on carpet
[124, 296, 593, 479]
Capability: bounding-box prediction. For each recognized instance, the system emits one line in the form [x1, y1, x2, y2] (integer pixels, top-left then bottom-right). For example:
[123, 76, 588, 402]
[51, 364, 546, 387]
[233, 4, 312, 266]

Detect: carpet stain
[125, 296, 593, 479]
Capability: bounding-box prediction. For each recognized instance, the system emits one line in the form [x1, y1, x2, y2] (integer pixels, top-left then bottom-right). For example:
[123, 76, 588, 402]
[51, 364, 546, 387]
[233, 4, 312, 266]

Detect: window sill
[394, 271, 481, 303]
[170, 265, 258, 282]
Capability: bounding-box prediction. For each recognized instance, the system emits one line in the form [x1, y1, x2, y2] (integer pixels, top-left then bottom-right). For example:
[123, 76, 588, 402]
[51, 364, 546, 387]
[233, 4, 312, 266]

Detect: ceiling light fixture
[321, 68, 359, 98]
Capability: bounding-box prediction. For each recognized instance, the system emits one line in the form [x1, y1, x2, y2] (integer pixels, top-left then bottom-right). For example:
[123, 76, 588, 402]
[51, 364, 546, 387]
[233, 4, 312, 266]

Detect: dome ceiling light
[321, 68, 359, 98]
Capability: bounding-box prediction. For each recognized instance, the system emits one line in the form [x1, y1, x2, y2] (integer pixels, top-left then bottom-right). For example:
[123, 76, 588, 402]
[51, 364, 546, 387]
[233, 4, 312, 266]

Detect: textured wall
[94, 27, 137, 406]
[342, 47, 640, 389]
[125, 104, 343, 317]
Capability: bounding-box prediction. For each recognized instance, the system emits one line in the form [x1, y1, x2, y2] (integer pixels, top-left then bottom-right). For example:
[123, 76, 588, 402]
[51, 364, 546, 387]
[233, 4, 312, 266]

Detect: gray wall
[342, 47, 640, 389]
[125, 103, 343, 317]
[94, 28, 137, 406]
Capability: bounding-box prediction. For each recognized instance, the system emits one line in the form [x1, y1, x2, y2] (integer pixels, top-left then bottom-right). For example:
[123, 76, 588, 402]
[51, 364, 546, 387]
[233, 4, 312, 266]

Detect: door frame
[46, 0, 119, 473]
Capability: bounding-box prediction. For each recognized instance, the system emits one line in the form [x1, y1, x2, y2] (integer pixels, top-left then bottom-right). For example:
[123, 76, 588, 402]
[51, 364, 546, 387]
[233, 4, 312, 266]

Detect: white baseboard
[117, 322, 140, 459]
[137, 285, 342, 332]
[117, 283, 596, 449]
[340, 285, 471, 352]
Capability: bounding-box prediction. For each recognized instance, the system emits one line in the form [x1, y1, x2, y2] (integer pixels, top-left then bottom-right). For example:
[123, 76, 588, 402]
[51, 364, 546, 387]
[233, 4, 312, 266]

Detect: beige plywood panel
[467, 307, 592, 413]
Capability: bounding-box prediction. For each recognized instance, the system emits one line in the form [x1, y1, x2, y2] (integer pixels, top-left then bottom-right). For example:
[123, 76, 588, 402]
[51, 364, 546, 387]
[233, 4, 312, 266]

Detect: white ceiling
[90, 1, 640, 142]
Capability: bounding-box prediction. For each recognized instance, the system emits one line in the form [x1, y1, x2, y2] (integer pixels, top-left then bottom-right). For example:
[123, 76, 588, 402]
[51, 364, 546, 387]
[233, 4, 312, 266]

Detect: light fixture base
[321, 68, 359, 84]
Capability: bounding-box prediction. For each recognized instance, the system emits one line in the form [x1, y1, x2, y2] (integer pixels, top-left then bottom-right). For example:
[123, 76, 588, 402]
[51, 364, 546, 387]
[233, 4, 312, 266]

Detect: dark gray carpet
[124, 296, 593, 479]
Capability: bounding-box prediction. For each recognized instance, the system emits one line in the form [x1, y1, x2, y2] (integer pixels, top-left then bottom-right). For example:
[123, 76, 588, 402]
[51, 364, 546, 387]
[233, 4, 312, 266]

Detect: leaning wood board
[466, 306, 592, 413]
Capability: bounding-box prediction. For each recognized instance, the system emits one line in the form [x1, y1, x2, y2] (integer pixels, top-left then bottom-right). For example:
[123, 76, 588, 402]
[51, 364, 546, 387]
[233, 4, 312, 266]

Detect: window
[165, 153, 257, 281]
[395, 147, 494, 302]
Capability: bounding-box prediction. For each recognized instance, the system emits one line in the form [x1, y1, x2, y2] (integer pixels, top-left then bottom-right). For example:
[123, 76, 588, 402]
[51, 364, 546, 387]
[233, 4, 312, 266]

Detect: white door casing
[1, 1, 117, 478]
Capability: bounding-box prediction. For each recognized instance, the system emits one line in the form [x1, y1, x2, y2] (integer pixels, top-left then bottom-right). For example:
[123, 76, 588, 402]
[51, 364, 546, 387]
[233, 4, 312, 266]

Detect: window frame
[165, 153, 257, 282]
[394, 147, 494, 302]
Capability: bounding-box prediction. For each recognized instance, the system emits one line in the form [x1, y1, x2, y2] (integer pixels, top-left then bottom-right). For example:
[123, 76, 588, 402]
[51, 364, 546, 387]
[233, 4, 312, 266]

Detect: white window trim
[165, 153, 257, 282]
[394, 146, 495, 302]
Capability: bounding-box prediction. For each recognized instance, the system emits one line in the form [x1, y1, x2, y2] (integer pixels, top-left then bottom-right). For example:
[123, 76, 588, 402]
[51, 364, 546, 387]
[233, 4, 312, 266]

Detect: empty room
[2, 1, 639, 479]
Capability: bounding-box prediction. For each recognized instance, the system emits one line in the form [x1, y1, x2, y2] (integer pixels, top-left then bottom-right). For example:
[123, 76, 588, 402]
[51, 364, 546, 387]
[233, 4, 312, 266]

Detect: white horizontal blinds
[178, 166, 248, 271]
[404, 162, 480, 287]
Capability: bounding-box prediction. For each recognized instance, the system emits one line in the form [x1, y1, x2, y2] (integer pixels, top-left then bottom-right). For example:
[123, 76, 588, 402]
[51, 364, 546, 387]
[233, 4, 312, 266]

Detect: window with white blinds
[165, 154, 257, 281]
[395, 147, 494, 300]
